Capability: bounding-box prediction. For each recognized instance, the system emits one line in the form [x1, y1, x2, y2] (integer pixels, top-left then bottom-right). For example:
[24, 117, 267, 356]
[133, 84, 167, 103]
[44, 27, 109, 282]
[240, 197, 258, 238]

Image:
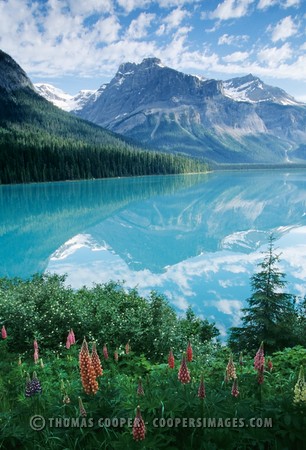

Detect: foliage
[228, 236, 301, 353]
[0, 274, 218, 361]
[0, 334, 305, 449]
[0, 87, 207, 184]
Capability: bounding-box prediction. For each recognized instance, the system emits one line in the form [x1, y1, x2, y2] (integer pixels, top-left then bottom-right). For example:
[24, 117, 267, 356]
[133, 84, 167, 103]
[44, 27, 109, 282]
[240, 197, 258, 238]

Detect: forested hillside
[0, 86, 206, 184]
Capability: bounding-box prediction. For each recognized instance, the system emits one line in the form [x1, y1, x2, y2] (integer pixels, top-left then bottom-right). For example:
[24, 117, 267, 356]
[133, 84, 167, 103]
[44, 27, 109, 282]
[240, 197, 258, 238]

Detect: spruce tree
[228, 235, 297, 353]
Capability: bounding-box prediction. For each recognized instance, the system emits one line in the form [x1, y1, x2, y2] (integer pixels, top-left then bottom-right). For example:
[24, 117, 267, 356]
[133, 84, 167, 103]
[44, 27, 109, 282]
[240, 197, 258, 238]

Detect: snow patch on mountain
[34, 83, 97, 111]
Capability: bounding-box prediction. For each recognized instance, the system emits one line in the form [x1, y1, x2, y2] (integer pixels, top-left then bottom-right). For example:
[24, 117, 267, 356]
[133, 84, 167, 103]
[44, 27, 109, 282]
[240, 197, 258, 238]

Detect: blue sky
[0, 0, 305, 100]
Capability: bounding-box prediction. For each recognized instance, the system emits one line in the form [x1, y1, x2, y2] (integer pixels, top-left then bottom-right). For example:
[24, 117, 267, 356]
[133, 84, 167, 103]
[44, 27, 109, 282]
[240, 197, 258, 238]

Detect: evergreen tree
[228, 235, 297, 353]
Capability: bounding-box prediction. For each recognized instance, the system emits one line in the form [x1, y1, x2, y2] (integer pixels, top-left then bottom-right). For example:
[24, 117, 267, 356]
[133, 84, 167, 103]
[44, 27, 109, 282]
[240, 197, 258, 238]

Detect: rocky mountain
[0, 49, 34, 92]
[34, 83, 96, 111]
[74, 57, 306, 165]
[0, 50, 203, 184]
[222, 74, 300, 105]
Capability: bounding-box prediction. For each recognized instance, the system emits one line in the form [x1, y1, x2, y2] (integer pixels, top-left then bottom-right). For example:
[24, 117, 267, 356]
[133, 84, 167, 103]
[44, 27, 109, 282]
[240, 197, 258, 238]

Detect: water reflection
[1, 171, 306, 336]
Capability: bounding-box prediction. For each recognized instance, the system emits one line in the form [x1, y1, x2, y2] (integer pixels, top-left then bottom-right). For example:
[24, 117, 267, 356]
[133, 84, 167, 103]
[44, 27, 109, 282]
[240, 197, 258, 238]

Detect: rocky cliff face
[0, 50, 34, 92]
[75, 58, 306, 165]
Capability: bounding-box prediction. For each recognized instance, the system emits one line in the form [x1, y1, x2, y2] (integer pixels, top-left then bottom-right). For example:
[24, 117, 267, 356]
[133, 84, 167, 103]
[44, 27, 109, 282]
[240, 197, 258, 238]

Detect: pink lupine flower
[226, 354, 237, 380]
[231, 379, 239, 397]
[69, 329, 76, 344]
[133, 406, 146, 441]
[186, 341, 193, 362]
[66, 329, 76, 348]
[1, 325, 7, 339]
[78, 397, 87, 417]
[103, 344, 108, 360]
[66, 335, 71, 349]
[168, 348, 175, 369]
[198, 374, 206, 399]
[34, 349, 39, 364]
[34, 339, 38, 350]
[254, 342, 265, 371]
[137, 377, 144, 396]
[257, 365, 264, 385]
[178, 354, 191, 384]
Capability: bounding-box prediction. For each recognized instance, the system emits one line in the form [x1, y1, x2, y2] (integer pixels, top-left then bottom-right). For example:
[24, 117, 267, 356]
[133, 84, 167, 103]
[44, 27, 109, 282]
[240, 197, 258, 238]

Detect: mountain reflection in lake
[1, 171, 306, 338]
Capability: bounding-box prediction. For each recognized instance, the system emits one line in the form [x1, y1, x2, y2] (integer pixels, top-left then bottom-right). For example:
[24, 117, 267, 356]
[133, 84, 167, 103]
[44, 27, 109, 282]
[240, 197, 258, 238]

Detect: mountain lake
[1, 169, 306, 339]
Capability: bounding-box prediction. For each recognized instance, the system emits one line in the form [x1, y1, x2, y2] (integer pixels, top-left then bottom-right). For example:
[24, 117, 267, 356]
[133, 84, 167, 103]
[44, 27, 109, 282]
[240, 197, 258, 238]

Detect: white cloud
[210, 0, 255, 21]
[282, 0, 300, 8]
[66, 0, 114, 15]
[269, 15, 299, 42]
[156, 7, 190, 35]
[257, 0, 278, 9]
[223, 51, 249, 62]
[218, 33, 249, 45]
[257, 0, 300, 8]
[258, 42, 292, 66]
[126, 12, 155, 39]
[215, 299, 244, 316]
[93, 15, 121, 44]
[116, 0, 152, 13]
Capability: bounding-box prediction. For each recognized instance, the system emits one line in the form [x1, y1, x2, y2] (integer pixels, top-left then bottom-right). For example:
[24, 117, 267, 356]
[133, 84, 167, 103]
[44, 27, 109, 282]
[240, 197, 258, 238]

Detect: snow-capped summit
[34, 83, 97, 111]
[223, 74, 301, 106]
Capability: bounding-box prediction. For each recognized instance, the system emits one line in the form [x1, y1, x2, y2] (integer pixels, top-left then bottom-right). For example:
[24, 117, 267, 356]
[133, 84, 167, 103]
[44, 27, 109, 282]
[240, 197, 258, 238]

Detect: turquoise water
[1, 170, 306, 338]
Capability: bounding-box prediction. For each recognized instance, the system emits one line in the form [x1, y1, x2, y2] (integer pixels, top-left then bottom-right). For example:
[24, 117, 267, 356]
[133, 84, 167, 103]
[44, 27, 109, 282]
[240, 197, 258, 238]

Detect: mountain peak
[140, 57, 163, 68]
[0, 49, 34, 92]
[117, 57, 163, 77]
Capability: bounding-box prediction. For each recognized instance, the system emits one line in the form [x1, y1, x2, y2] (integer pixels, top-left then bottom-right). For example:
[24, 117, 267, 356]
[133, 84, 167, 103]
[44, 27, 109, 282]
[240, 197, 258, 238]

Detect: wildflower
[40, 358, 44, 368]
[137, 377, 144, 396]
[178, 354, 191, 384]
[31, 371, 42, 394]
[33, 340, 39, 364]
[168, 348, 175, 369]
[66, 335, 71, 349]
[198, 374, 206, 399]
[91, 342, 103, 377]
[226, 354, 237, 381]
[133, 406, 146, 441]
[257, 364, 264, 385]
[294, 366, 306, 404]
[267, 358, 273, 372]
[186, 341, 193, 362]
[231, 378, 239, 397]
[63, 394, 70, 404]
[69, 329, 76, 344]
[1, 325, 7, 339]
[103, 344, 108, 360]
[114, 349, 119, 362]
[254, 342, 265, 371]
[125, 340, 130, 354]
[79, 338, 99, 395]
[78, 397, 87, 417]
[25, 374, 33, 397]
